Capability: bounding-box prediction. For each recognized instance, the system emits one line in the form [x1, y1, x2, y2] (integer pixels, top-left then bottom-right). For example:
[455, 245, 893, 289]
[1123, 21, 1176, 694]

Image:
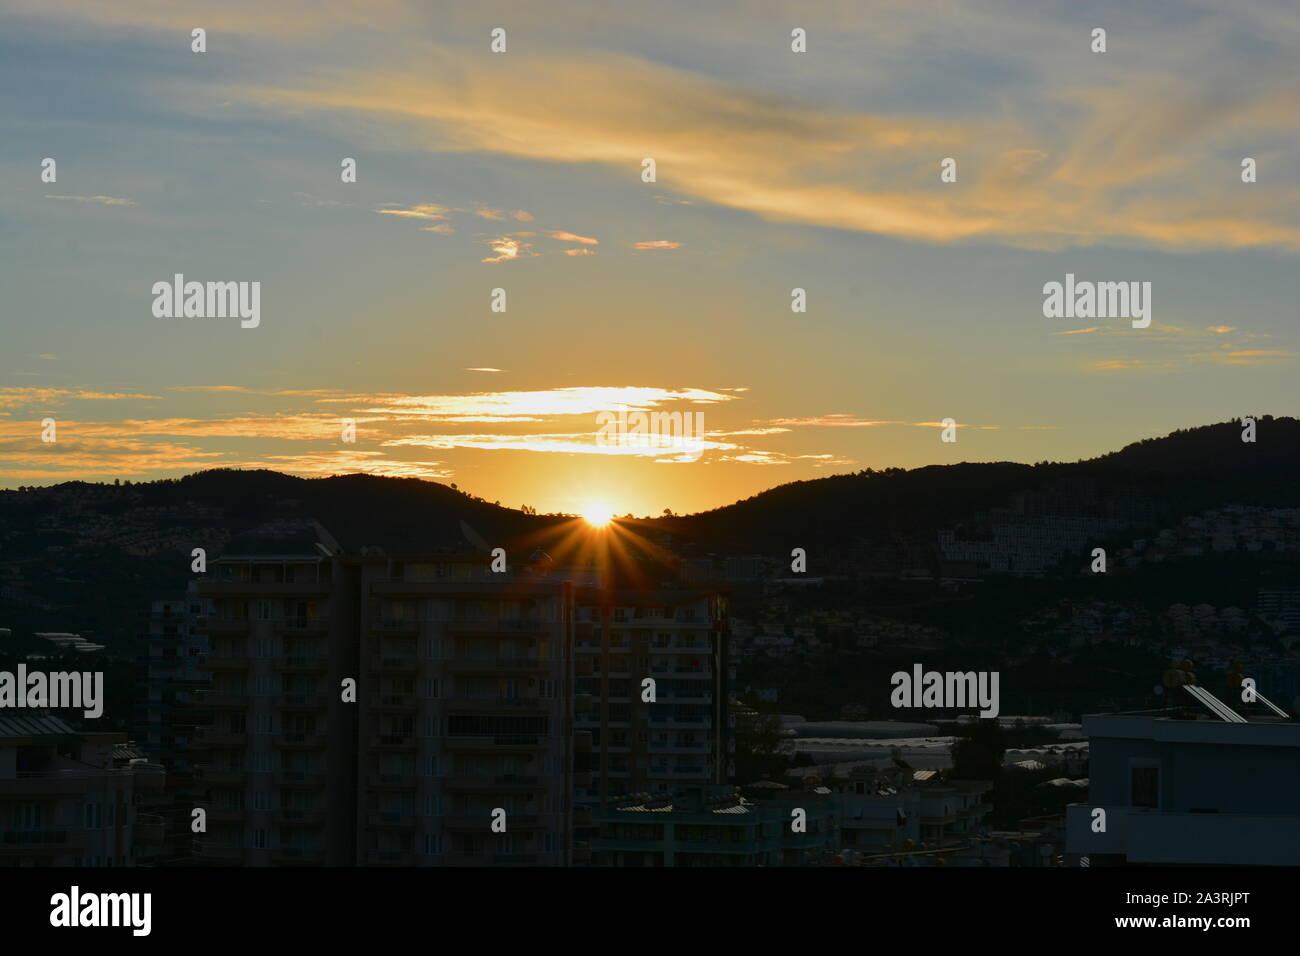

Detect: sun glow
[581, 503, 614, 528]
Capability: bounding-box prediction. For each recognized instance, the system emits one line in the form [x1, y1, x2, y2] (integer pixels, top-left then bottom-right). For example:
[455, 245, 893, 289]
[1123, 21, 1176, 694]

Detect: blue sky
[1, 0, 1296, 515]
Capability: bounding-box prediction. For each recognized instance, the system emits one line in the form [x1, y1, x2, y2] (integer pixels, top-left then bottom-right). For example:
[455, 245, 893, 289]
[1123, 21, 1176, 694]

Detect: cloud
[237, 451, 452, 479]
[5, 0, 416, 36]
[346, 386, 736, 420]
[385, 431, 737, 460]
[769, 415, 902, 428]
[481, 236, 541, 263]
[374, 203, 447, 220]
[0, 387, 161, 409]
[511, 210, 534, 221]
[633, 240, 681, 250]
[547, 230, 599, 245]
[464, 368, 503, 373]
[240, 40, 1300, 253]
[564, 248, 596, 256]
[44, 195, 135, 206]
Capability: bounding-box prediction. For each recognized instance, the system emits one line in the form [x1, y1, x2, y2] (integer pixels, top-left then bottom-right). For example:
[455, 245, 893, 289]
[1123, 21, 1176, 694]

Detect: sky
[1, 0, 1297, 516]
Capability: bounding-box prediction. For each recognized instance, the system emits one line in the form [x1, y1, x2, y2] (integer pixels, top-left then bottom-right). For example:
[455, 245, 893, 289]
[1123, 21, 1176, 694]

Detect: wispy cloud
[481, 236, 536, 263]
[44, 194, 135, 206]
[547, 230, 599, 245]
[0, 387, 160, 409]
[241, 37, 1300, 253]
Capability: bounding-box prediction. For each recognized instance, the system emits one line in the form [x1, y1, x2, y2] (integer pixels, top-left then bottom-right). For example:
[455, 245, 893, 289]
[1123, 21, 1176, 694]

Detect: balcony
[491, 852, 541, 865]
[195, 728, 248, 747]
[202, 654, 250, 672]
[368, 773, 417, 790]
[276, 656, 328, 673]
[486, 695, 548, 710]
[370, 655, 418, 675]
[374, 693, 419, 712]
[371, 619, 419, 637]
[0, 830, 74, 849]
[192, 840, 244, 862]
[199, 807, 247, 825]
[275, 693, 329, 711]
[196, 766, 246, 785]
[273, 619, 328, 636]
[443, 774, 542, 791]
[673, 841, 760, 855]
[367, 811, 417, 828]
[649, 740, 707, 752]
[443, 618, 553, 634]
[193, 691, 247, 710]
[274, 732, 329, 750]
[201, 618, 250, 634]
[370, 734, 417, 751]
[198, 580, 329, 597]
[446, 657, 547, 676]
[444, 734, 549, 752]
[273, 846, 326, 865]
[275, 770, 326, 788]
[134, 814, 166, 844]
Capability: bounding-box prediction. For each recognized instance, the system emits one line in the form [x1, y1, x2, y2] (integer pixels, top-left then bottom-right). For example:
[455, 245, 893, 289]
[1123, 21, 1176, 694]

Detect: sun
[581, 503, 614, 528]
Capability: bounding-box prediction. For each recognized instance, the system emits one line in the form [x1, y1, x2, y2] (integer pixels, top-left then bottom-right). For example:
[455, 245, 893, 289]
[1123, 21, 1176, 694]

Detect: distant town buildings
[0, 715, 166, 867]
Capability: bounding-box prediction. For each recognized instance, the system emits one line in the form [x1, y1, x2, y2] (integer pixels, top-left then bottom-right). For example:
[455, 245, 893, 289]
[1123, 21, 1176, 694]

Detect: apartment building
[1065, 705, 1300, 865]
[138, 588, 210, 776]
[358, 552, 576, 866]
[190, 524, 576, 866]
[0, 715, 166, 867]
[573, 588, 732, 805]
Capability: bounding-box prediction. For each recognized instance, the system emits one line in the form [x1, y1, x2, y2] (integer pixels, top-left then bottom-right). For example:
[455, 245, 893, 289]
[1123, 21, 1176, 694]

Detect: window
[252, 828, 268, 850]
[1131, 764, 1160, 808]
[17, 803, 41, 830]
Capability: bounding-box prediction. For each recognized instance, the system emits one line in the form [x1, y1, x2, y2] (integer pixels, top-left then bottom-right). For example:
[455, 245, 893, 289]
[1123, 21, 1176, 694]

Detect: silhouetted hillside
[660, 417, 1300, 551]
[3, 418, 1295, 559]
